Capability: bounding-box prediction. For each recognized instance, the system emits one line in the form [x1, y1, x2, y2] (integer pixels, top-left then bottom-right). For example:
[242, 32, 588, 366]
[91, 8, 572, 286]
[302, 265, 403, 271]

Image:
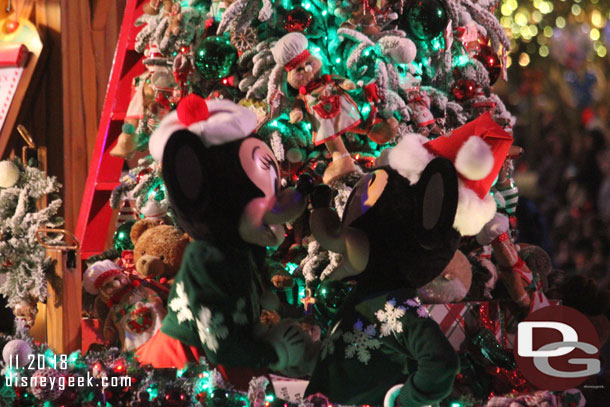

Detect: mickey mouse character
[137, 94, 316, 388]
[305, 157, 462, 407]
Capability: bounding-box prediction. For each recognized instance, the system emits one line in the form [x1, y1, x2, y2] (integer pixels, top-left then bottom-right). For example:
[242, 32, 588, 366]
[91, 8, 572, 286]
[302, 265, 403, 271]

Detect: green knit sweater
[306, 289, 459, 407]
[161, 240, 278, 368]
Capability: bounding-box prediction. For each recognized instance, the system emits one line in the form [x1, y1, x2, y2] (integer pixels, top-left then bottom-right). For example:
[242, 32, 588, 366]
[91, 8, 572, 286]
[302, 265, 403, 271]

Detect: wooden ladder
[75, 0, 147, 260]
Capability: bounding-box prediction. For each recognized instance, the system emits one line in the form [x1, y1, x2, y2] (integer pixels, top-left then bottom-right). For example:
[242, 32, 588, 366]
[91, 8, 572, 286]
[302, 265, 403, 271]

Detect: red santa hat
[149, 93, 257, 162]
[423, 112, 513, 199]
[83, 260, 123, 295]
[386, 113, 513, 236]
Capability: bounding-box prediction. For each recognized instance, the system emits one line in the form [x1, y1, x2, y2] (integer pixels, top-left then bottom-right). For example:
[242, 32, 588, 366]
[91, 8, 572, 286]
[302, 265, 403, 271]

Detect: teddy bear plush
[84, 260, 166, 351]
[305, 156, 462, 406]
[129, 219, 190, 283]
[136, 94, 317, 390]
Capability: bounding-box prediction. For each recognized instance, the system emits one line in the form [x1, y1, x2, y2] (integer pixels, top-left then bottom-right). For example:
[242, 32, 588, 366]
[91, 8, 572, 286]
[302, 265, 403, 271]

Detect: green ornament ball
[314, 279, 353, 318]
[112, 220, 135, 252]
[194, 37, 238, 79]
[401, 0, 448, 41]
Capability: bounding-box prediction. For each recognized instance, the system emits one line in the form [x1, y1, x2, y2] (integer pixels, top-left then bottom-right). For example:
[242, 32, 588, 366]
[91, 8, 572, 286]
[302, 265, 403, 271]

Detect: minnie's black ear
[415, 157, 458, 249]
[162, 130, 210, 237]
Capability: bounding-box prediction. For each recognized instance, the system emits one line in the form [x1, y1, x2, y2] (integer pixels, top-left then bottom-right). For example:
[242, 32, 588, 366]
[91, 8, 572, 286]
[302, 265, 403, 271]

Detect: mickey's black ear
[415, 157, 458, 249]
[162, 130, 209, 236]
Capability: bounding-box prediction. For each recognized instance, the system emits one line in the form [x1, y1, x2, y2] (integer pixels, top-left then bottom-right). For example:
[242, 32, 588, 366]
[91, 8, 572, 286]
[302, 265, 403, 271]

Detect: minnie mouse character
[137, 94, 316, 388]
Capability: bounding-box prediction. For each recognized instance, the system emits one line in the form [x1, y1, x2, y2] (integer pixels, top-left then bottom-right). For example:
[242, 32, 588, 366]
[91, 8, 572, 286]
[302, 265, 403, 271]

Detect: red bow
[299, 74, 332, 95]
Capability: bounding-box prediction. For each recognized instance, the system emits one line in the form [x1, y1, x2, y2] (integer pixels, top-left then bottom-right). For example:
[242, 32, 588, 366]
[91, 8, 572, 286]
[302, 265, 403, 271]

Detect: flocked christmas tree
[2, 1, 594, 406]
[0, 159, 63, 331]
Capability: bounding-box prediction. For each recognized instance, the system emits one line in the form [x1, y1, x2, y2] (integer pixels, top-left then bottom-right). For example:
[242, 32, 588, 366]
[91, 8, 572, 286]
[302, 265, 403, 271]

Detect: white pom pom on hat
[455, 136, 494, 181]
[149, 95, 257, 162]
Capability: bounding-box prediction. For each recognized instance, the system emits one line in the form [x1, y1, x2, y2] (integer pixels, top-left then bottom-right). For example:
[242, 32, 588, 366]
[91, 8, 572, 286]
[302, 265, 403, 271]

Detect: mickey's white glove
[266, 319, 307, 372]
[383, 384, 431, 407]
[476, 213, 509, 246]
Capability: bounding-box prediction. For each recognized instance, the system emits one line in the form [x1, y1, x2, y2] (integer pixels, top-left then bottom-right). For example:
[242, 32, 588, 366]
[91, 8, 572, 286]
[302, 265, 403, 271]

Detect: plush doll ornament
[13, 299, 38, 334]
[405, 88, 443, 137]
[143, 0, 174, 16]
[84, 260, 166, 351]
[130, 219, 190, 283]
[268, 33, 398, 184]
[306, 157, 461, 406]
[139, 94, 316, 389]
[110, 46, 175, 159]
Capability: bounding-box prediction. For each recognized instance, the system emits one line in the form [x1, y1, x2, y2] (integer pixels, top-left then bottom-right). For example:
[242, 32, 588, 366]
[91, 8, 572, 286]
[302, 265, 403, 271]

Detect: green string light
[285, 262, 298, 274]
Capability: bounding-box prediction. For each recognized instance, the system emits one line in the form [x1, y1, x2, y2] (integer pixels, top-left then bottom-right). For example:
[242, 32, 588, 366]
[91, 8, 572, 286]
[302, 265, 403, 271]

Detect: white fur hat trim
[149, 99, 257, 162]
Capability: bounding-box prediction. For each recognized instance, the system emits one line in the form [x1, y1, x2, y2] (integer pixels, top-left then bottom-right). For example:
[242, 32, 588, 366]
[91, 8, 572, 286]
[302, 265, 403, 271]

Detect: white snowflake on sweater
[343, 320, 381, 365]
[232, 298, 248, 325]
[169, 282, 194, 323]
[321, 321, 343, 360]
[375, 299, 406, 337]
[196, 307, 229, 352]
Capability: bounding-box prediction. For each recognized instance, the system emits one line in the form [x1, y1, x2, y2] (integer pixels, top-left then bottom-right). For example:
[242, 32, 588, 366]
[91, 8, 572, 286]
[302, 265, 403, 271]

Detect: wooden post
[36, 228, 81, 354]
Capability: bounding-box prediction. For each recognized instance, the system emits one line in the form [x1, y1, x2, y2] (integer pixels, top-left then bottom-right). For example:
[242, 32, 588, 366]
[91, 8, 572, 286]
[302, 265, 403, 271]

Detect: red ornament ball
[452, 79, 477, 101]
[4, 19, 19, 34]
[137, 168, 152, 183]
[475, 45, 502, 85]
[285, 7, 313, 32]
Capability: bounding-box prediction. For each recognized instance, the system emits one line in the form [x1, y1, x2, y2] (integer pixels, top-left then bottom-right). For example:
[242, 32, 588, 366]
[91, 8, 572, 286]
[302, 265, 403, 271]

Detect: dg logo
[515, 305, 601, 391]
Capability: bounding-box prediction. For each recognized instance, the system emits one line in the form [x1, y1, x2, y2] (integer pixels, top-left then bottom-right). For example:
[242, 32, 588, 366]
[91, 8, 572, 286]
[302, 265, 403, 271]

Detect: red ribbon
[285, 49, 311, 72]
[298, 74, 332, 95]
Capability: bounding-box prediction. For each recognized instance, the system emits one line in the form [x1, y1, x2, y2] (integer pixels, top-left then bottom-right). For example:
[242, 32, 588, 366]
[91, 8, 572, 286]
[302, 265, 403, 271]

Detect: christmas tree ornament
[230, 26, 258, 52]
[193, 36, 238, 79]
[0, 160, 20, 188]
[401, 0, 448, 41]
[210, 389, 229, 407]
[475, 45, 501, 85]
[313, 279, 353, 318]
[471, 328, 516, 370]
[284, 7, 313, 32]
[29, 368, 64, 400]
[4, 19, 19, 34]
[83, 260, 166, 351]
[137, 168, 153, 183]
[2, 339, 32, 368]
[113, 220, 135, 252]
[452, 79, 477, 101]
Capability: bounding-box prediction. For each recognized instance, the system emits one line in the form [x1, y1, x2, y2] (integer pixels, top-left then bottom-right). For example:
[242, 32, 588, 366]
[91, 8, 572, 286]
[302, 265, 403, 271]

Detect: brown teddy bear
[130, 219, 190, 283]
